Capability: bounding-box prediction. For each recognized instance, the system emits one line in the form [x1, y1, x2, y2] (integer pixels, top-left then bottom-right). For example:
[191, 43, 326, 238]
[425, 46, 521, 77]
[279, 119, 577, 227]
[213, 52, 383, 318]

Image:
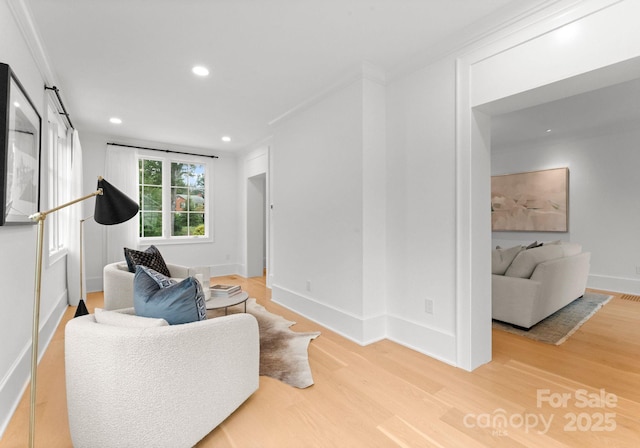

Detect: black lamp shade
[94, 178, 139, 225]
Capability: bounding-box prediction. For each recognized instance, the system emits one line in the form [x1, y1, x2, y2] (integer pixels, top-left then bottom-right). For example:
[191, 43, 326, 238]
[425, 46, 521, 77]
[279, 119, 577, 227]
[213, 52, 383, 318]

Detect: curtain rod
[44, 85, 74, 129]
[107, 142, 219, 159]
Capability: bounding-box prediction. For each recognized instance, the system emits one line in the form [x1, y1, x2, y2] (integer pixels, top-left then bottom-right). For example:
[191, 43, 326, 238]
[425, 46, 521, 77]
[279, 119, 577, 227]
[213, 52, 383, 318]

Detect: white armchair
[65, 309, 260, 448]
[103, 261, 190, 310]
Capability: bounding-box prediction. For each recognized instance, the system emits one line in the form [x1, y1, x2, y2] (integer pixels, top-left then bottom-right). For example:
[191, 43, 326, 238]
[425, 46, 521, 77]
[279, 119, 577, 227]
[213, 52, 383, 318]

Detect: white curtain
[104, 144, 139, 263]
[66, 130, 84, 306]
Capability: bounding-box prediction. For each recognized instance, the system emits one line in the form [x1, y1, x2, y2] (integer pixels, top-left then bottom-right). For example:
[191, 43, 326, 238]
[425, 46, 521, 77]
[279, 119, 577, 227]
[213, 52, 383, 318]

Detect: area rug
[492, 292, 612, 345]
[212, 298, 320, 388]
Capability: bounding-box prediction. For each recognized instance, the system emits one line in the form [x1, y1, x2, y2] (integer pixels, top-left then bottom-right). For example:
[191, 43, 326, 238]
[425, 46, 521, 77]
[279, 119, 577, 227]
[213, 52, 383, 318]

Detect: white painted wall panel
[271, 80, 364, 318]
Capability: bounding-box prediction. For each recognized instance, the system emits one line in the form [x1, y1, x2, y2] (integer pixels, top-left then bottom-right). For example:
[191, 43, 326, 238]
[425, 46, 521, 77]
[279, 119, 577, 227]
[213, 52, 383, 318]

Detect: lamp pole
[26, 176, 139, 447]
[28, 189, 102, 448]
[77, 215, 94, 317]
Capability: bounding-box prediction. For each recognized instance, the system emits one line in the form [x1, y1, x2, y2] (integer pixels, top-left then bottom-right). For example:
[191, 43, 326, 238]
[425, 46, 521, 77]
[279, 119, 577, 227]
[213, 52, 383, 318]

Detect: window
[139, 159, 162, 237]
[171, 162, 206, 236]
[139, 156, 209, 240]
[47, 104, 71, 257]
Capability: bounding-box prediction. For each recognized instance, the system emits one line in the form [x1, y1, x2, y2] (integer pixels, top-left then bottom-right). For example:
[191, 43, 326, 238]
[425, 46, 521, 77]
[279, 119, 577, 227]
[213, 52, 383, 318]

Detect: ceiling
[26, 0, 540, 154]
[491, 76, 640, 150]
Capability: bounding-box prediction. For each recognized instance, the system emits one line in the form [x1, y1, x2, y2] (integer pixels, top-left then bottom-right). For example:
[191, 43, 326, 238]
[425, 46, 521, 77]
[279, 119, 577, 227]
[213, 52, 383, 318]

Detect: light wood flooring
[1, 277, 639, 447]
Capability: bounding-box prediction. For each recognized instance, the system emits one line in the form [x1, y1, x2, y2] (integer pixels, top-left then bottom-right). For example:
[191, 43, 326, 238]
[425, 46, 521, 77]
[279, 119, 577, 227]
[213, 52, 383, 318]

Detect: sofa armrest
[65, 313, 259, 448]
[103, 262, 135, 310]
[492, 274, 541, 328]
[530, 252, 591, 319]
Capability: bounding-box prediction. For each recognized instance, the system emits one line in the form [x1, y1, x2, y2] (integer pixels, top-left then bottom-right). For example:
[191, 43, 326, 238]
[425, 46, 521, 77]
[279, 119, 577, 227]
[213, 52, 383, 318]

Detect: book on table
[210, 284, 241, 297]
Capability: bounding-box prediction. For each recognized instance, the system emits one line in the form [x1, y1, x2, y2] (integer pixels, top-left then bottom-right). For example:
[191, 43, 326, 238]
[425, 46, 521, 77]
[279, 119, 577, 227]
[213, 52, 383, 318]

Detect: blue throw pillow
[133, 266, 207, 325]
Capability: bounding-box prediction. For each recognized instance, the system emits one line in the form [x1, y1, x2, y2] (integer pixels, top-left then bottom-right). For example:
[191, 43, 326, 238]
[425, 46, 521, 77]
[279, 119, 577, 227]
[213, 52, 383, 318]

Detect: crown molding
[269, 61, 385, 128]
[7, 0, 57, 85]
[388, 0, 568, 82]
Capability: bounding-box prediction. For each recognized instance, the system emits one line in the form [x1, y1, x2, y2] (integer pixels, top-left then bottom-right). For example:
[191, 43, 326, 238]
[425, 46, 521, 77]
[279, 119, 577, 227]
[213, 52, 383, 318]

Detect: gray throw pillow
[133, 266, 207, 325]
[504, 244, 565, 279]
[491, 245, 524, 275]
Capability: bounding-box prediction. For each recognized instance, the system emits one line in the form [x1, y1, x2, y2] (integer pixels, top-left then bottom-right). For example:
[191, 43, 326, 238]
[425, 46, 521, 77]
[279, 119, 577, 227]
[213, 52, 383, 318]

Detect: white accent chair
[103, 261, 190, 310]
[65, 308, 260, 448]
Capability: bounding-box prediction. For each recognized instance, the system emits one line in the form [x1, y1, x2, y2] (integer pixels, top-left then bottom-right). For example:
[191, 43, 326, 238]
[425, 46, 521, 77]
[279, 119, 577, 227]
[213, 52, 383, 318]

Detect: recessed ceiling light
[192, 66, 210, 77]
[13, 101, 20, 108]
[546, 129, 552, 133]
[221, 136, 231, 142]
[110, 117, 122, 124]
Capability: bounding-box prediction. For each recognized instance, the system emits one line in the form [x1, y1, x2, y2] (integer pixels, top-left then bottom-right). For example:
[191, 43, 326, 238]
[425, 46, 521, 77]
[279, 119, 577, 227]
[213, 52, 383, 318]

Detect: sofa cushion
[124, 245, 171, 277]
[559, 242, 582, 257]
[505, 244, 566, 279]
[133, 266, 207, 325]
[491, 245, 524, 275]
[95, 309, 169, 328]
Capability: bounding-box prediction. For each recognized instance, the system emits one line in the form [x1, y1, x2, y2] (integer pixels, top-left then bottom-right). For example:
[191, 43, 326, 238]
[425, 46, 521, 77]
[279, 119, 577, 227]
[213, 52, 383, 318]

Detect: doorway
[247, 173, 267, 278]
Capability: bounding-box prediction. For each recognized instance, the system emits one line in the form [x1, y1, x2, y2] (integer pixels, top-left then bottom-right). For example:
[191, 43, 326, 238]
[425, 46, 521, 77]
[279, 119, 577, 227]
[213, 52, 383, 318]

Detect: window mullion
[163, 159, 170, 239]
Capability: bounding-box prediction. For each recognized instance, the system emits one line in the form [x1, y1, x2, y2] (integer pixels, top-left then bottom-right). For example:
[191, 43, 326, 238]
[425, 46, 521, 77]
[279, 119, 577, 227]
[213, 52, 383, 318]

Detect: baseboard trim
[588, 274, 640, 295]
[210, 263, 242, 277]
[386, 314, 457, 367]
[270, 285, 457, 365]
[0, 290, 67, 439]
[271, 284, 386, 345]
[87, 276, 102, 294]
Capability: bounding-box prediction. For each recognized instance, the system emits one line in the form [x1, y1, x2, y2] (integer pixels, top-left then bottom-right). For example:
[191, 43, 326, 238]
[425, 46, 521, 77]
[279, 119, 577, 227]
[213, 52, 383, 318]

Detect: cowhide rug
[211, 298, 320, 388]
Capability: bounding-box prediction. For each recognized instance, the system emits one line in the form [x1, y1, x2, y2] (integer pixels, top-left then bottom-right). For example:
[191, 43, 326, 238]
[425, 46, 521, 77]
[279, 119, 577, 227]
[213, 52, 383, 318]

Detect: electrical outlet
[306, 280, 312, 292]
[425, 299, 433, 314]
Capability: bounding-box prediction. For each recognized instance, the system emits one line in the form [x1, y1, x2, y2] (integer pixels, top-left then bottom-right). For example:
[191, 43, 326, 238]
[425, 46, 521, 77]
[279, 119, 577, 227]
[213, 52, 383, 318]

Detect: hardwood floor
[1, 278, 639, 447]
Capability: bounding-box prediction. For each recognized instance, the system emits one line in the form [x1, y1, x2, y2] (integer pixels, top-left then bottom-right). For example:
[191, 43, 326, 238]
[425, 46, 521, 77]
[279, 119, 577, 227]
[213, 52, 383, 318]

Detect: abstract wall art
[491, 167, 568, 232]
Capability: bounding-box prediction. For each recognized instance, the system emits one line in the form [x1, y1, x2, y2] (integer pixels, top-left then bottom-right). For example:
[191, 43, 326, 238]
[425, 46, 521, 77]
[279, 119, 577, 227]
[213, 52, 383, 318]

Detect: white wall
[270, 76, 370, 341]
[361, 70, 387, 340]
[268, 66, 387, 344]
[385, 58, 458, 363]
[492, 125, 640, 294]
[0, 0, 68, 435]
[79, 132, 240, 288]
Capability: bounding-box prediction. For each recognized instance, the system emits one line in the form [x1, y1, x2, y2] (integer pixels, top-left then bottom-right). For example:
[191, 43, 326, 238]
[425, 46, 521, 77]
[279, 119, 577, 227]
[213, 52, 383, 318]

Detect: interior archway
[457, 1, 640, 370]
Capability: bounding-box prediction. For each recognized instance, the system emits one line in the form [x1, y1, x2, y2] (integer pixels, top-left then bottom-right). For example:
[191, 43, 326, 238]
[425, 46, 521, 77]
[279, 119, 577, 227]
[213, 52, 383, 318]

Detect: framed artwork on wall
[491, 167, 569, 232]
[0, 62, 41, 225]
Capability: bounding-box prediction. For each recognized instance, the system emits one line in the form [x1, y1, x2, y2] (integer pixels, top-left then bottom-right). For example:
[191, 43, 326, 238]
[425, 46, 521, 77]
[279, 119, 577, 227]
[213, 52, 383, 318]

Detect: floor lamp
[28, 176, 138, 448]
[75, 215, 94, 318]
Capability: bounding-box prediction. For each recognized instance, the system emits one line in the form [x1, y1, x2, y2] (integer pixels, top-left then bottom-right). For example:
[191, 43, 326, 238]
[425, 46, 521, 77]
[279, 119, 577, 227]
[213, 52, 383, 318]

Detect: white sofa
[65, 308, 260, 448]
[103, 261, 190, 310]
[492, 242, 591, 328]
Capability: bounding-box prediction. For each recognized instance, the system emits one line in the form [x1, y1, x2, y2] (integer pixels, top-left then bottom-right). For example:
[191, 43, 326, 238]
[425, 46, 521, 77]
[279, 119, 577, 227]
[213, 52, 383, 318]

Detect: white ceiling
[491, 76, 640, 150]
[25, 0, 540, 153]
